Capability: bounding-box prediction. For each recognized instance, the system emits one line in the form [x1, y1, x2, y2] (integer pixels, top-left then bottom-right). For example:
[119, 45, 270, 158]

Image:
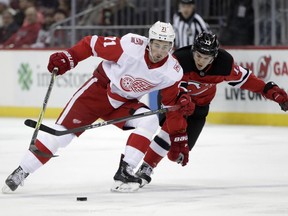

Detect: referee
[156, 0, 210, 122]
[173, 0, 210, 49]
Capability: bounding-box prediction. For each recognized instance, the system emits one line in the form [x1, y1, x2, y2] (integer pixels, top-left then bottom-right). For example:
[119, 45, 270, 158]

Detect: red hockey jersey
[172, 46, 266, 106]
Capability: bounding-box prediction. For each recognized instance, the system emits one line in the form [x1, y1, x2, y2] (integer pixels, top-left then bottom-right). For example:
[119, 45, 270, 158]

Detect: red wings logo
[174, 62, 181, 72]
[131, 37, 144, 45]
[120, 75, 156, 92]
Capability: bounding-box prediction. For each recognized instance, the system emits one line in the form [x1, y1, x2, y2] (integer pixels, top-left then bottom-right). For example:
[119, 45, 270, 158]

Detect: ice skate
[111, 157, 142, 193]
[2, 166, 29, 193]
[136, 162, 153, 188]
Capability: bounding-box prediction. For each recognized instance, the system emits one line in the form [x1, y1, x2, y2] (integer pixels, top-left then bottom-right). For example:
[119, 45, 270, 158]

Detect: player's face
[149, 40, 172, 63]
[193, 51, 214, 70]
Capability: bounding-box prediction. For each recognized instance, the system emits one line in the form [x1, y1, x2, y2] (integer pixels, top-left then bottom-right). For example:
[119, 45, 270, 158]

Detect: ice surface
[1, 118, 288, 216]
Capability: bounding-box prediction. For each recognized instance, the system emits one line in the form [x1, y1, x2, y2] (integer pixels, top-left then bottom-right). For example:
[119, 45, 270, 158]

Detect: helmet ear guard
[191, 32, 219, 57]
[149, 21, 175, 47]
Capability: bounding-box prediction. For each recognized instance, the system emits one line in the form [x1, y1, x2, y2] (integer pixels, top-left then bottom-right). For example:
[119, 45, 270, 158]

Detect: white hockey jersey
[70, 33, 183, 108]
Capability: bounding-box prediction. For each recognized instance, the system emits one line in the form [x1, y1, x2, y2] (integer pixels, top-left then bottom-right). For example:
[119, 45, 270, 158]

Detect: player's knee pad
[125, 108, 159, 140]
[37, 124, 76, 154]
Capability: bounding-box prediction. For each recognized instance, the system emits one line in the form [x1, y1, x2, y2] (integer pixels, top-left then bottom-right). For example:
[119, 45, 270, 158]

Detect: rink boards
[0, 48, 287, 126]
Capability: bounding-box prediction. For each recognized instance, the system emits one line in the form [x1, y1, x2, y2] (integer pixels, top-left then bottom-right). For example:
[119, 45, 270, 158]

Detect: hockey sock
[33, 139, 53, 164]
[124, 133, 151, 168]
[143, 134, 170, 168]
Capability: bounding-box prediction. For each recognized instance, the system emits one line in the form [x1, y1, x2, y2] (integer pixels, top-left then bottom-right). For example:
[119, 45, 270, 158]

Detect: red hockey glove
[263, 82, 288, 111]
[167, 132, 189, 166]
[177, 94, 195, 116]
[164, 111, 187, 135]
[47, 51, 78, 75]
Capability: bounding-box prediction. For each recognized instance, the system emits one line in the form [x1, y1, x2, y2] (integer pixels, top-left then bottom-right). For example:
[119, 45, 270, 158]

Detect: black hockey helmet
[192, 32, 219, 57]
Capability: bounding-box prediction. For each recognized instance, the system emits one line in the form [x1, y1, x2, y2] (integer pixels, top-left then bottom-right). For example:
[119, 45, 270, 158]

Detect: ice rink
[1, 117, 288, 216]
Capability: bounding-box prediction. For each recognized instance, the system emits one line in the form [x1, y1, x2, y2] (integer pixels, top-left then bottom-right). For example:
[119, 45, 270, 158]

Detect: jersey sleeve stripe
[90, 35, 98, 56]
[228, 67, 251, 87]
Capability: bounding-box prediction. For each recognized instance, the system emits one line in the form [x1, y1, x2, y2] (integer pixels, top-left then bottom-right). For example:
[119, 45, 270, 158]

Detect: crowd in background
[0, 0, 274, 49]
[0, 0, 210, 49]
[0, 0, 70, 48]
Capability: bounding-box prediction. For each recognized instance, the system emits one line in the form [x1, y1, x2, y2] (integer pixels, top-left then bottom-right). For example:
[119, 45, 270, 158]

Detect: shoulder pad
[209, 49, 234, 76]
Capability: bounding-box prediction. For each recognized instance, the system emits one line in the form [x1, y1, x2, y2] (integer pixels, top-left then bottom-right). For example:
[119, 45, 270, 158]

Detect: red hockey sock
[143, 147, 164, 168]
[33, 139, 53, 164]
[126, 133, 151, 153]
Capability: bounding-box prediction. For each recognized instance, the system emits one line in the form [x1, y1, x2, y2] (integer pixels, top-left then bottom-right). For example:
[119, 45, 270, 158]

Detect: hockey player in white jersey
[2, 21, 193, 193]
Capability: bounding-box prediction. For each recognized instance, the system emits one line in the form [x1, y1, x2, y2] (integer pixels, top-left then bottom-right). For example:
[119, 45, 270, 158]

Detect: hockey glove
[47, 50, 78, 75]
[167, 132, 189, 166]
[177, 94, 195, 116]
[164, 111, 187, 135]
[263, 82, 288, 111]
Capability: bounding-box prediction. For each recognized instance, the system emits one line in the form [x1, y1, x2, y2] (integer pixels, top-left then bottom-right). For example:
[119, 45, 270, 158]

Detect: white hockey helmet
[148, 21, 175, 44]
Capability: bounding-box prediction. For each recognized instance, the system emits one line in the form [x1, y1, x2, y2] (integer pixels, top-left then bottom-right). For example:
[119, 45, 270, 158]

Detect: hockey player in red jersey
[2, 21, 193, 193]
[136, 32, 288, 187]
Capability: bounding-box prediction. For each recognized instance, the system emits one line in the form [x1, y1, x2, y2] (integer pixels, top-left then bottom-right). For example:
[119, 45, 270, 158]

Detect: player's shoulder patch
[122, 33, 147, 45]
[120, 33, 148, 58]
[172, 58, 181, 73]
[173, 45, 194, 73]
[167, 54, 183, 81]
[130, 36, 144, 45]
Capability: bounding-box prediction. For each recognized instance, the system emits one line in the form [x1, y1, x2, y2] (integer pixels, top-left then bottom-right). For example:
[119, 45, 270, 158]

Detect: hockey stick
[24, 105, 179, 136]
[28, 68, 58, 158]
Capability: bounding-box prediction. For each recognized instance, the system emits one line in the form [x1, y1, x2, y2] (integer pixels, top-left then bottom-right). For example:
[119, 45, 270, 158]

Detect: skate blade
[139, 179, 149, 188]
[111, 181, 140, 193]
[2, 185, 13, 194]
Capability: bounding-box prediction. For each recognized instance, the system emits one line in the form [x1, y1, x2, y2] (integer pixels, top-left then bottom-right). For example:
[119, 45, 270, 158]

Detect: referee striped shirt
[173, 12, 210, 49]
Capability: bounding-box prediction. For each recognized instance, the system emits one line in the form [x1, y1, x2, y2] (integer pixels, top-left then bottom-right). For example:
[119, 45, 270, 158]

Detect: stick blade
[24, 119, 37, 128]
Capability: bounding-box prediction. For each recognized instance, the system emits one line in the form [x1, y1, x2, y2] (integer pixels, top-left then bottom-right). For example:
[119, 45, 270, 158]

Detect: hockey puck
[77, 197, 87, 201]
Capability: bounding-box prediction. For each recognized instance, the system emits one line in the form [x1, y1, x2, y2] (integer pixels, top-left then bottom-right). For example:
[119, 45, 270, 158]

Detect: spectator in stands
[50, 8, 68, 47]
[38, 0, 58, 10]
[0, 0, 7, 27]
[0, 9, 19, 44]
[30, 10, 55, 48]
[14, 0, 36, 27]
[172, 0, 210, 49]
[0, 0, 16, 27]
[22, 1, 44, 27]
[57, 0, 70, 16]
[219, 0, 254, 45]
[1, 6, 41, 48]
[53, 8, 67, 23]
